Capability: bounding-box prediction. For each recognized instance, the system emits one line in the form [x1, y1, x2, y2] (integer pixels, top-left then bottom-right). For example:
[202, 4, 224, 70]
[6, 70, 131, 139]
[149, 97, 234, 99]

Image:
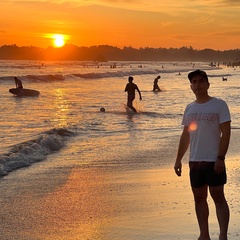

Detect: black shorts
[189, 161, 227, 188]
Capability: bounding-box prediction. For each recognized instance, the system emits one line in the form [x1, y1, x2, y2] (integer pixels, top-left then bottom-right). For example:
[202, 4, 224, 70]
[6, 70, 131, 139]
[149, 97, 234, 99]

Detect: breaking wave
[0, 64, 220, 82]
[0, 128, 76, 177]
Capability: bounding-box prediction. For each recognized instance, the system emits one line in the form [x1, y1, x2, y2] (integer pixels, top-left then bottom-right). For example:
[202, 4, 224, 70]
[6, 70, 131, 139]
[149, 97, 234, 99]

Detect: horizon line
[1, 43, 239, 52]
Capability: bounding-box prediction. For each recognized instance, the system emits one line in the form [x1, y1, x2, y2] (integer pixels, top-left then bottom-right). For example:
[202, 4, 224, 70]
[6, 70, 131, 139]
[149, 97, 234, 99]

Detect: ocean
[0, 60, 239, 177]
[1, 60, 240, 240]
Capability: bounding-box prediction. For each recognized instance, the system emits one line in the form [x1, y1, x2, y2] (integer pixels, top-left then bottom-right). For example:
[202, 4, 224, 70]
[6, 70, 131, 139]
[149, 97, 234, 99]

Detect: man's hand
[174, 161, 182, 176]
[214, 159, 225, 175]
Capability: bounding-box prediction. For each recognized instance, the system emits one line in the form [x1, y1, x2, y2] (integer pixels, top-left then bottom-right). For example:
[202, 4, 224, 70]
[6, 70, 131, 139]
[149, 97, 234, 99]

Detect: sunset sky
[1, 0, 240, 50]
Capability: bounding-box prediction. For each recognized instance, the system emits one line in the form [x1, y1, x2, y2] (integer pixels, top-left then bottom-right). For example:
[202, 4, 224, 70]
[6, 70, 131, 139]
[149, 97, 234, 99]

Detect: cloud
[65, 0, 240, 9]
[214, 29, 240, 37]
[193, 16, 215, 25]
[1, 0, 239, 50]
[6, 0, 240, 16]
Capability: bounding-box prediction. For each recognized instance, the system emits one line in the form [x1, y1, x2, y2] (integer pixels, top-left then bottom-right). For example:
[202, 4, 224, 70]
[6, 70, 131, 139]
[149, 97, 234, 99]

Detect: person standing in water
[14, 77, 23, 89]
[153, 75, 161, 91]
[174, 69, 231, 240]
[124, 76, 142, 112]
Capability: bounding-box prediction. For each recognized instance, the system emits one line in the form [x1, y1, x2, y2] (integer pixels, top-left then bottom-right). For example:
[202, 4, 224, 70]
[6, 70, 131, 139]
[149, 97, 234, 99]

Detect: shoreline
[0, 158, 239, 240]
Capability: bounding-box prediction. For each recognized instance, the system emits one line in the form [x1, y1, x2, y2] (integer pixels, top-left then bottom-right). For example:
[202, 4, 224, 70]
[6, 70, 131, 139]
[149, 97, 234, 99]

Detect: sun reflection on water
[52, 89, 70, 127]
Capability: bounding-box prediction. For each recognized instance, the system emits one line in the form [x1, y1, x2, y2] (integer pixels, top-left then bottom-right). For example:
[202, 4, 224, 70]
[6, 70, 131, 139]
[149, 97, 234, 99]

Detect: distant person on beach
[153, 75, 161, 91]
[124, 76, 142, 112]
[174, 69, 231, 240]
[14, 77, 23, 89]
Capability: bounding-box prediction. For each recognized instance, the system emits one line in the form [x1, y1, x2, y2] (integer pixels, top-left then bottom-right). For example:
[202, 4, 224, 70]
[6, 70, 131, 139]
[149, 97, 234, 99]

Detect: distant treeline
[0, 44, 240, 64]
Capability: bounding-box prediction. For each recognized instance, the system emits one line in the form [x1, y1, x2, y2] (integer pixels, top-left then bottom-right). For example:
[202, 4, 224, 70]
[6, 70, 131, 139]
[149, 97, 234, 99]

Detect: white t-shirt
[182, 97, 231, 162]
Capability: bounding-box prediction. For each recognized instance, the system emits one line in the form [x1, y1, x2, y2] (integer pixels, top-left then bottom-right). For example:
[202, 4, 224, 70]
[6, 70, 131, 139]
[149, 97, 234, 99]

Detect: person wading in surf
[153, 75, 161, 91]
[124, 76, 142, 112]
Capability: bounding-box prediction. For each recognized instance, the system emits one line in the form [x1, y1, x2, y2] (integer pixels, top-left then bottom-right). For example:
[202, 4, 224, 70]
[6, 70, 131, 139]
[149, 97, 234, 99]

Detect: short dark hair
[128, 76, 133, 81]
[188, 69, 208, 82]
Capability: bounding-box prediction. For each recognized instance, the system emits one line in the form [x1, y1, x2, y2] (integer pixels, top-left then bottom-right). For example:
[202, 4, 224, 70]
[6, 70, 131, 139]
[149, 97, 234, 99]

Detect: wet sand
[0, 157, 239, 240]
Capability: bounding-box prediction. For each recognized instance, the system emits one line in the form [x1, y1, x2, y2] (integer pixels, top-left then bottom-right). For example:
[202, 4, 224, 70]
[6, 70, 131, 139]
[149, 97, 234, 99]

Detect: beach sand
[0, 155, 239, 240]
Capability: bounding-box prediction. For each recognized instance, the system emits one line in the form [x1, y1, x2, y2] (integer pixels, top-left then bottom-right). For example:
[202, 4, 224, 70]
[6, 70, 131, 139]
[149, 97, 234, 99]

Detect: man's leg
[127, 96, 137, 112]
[192, 185, 211, 240]
[127, 102, 136, 112]
[209, 185, 229, 240]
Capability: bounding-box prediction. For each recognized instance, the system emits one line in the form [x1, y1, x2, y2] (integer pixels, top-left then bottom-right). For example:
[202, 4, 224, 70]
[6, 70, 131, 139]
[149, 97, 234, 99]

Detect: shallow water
[0, 60, 239, 175]
[1, 60, 240, 240]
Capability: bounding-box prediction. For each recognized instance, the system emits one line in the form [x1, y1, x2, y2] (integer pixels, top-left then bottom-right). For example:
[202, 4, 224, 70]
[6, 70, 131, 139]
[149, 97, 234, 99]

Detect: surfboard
[9, 88, 40, 97]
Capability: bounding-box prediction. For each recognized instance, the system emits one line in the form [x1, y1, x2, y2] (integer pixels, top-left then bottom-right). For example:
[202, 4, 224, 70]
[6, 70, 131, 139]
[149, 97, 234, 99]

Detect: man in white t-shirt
[174, 69, 231, 240]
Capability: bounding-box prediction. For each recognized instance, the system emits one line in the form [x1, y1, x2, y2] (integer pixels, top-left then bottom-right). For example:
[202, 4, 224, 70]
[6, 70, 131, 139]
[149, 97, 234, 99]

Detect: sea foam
[0, 128, 75, 177]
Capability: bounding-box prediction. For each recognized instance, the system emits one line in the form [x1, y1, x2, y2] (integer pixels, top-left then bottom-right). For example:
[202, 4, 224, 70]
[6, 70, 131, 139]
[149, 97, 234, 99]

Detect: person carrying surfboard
[14, 77, 23, 89]
[124, 76, 142, 112]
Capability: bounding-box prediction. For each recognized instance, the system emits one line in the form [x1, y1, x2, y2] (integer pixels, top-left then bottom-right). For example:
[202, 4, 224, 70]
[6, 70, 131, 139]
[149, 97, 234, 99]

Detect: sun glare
[189, 121, 198, 132]
[44, 33, 70, 48]
[52, 34, 65, 47]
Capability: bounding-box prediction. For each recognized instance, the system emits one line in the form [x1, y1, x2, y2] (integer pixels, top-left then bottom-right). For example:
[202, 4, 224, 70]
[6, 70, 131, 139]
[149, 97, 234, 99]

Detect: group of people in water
[14, 75, 160, 113]
[124, 75, 161, 112]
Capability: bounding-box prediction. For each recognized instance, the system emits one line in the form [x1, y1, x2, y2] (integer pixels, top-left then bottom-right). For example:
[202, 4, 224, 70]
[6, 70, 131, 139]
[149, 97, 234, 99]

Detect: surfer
[153, 75, 161, 91]
[124, 76, 142, 112]
[14, 77, 23, 89]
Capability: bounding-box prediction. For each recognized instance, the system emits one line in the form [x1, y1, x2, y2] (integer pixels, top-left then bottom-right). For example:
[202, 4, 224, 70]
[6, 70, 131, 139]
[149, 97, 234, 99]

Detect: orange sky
[0, 0, 240, 50]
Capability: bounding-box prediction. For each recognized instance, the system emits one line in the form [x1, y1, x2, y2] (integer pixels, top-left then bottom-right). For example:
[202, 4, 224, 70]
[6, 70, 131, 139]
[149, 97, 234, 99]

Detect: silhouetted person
[153, 75, 161, 91]
[124, 76, 142, 112]
[14, 77, 23, 89]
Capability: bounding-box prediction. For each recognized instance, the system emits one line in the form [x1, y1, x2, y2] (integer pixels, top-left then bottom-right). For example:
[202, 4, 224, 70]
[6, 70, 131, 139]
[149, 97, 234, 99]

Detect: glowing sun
[53, 34, 65, 47]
